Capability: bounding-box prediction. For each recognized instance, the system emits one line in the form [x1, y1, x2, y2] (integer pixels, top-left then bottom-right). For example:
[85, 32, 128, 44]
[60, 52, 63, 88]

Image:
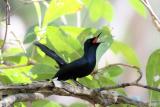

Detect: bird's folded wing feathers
[54, 58, 88, 77]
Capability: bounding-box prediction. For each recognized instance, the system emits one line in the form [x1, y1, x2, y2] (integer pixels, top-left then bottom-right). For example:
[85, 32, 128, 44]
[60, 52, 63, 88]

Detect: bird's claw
[72, 80, 90, 89]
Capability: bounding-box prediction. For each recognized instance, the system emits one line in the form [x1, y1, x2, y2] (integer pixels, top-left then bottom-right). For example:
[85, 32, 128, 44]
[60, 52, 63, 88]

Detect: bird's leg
[72, 79, 83, 87]
[72, 79, 89, 89]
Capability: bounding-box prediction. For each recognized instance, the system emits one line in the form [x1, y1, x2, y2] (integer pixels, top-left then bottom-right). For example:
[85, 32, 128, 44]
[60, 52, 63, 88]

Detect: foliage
[128, 0, 147, 17]
[1, 0, 158, 107]
[146, 49, 160, 106]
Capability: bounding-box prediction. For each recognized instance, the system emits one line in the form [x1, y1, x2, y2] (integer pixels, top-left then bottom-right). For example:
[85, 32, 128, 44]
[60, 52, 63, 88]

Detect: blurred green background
[0, 0, 160, 107]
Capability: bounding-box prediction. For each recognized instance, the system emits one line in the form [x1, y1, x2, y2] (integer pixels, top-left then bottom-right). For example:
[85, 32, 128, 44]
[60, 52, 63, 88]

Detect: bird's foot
[72, 80, 89, 89]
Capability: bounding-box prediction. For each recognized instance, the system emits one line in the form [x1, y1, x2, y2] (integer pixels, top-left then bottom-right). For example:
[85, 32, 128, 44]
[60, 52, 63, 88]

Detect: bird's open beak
[92, 32, 102, 44]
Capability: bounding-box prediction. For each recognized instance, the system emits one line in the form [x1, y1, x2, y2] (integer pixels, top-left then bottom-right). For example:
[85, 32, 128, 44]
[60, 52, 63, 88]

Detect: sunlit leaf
[2, 48, 27, 64]
[77, 28, 95, 43]
[43, 0, 83, 27]
[146, 49, 160, 101]
[31, 64, 56, 80]
[14, 102, 26, 107]
[103, 0, 114, 21]
[106, 65, 123, 77]
[2, 48, 24, 57]
[83, 0, 114, 22]
[0, 39, 4, 47]
[23, 25, 36, 44]
[32, 100, 61, 107]
[78, 77, 99, 88]
[46, 26, 83, 59]
[96, 27, 113, 61]
[60, 26, 84, 39]
[34, 2, 42, 27]
[111, 41, 140, 66]
[129, 0, 147, 17]
[0, 66, 34, 84]
[86, 75, 93, 80]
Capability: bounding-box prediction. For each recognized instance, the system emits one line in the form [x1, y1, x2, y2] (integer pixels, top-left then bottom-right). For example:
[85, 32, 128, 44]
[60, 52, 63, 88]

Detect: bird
[34, 33, 102, 86]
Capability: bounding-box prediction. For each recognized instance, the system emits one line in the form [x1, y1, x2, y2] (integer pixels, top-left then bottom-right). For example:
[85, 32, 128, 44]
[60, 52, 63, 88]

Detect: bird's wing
[54, 58, 88, 79]
[34, 42, 67, 67]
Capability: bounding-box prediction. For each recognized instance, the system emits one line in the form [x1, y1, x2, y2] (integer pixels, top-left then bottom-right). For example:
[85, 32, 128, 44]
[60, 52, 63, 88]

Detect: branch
[10, 31, 26, 53]
[96, 82, 160, 92]
[1, 0, 10, 53]
[0, 93, 44, 107]
[92, 63, 142, 83]
[140, 0, 160, 31]
[0, 59, 35, 69]
[0, 81, 149, 107]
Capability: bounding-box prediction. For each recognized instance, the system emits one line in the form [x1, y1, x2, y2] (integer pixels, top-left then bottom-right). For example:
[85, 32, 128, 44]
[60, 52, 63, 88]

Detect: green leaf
[96, 27, 113, 61]
[14, 102, 26, 107]
[97, 73, 116, 87]
[78, 76, 99, 88]
[84, 0, 114, 22]
[146, 49, 160, 101]
[2, 48, 27, 64]
[2, 48, 24, 57]
[43, 0, 82, 26]
[77, 28, 95, 43]
[103, 0, 114, 21]
[107, 65, 123, 77]
[129, 0, 147, 17]
[31, 64, 56, 80]
[111, 41, 140, 66]
[46, 26, 83, 59]
[3, 56, 28, 65]
[0, 39, 4, 47]
[23, 25, 36, 44]
[60, 26, 84, 39]
[34, 2, 42, 27]
[32, 100, 61, 107]
[99, 77, 115, 87]
[0, 66, 34, 84]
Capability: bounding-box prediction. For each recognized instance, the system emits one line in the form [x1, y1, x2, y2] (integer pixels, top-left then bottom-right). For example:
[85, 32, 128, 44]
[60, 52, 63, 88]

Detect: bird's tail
[34, 42, 66, 67]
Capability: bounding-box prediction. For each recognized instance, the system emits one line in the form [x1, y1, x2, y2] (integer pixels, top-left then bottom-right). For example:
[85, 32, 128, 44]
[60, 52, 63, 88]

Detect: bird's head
[84, 32, 102, 48]
[83, 32, 102, 55]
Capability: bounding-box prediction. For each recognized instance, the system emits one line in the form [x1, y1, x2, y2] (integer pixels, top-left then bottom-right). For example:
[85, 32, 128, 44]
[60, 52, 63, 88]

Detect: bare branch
[0, 93, 44, 107]
[96, 82, 160, 92]
[0, 81, 150, 107]
[140, 0, 160, 31]
[1, 0, 11, 53]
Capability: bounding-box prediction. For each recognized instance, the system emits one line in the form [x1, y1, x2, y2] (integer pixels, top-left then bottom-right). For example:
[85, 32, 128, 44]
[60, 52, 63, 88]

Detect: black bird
[35, 33, 102, 85]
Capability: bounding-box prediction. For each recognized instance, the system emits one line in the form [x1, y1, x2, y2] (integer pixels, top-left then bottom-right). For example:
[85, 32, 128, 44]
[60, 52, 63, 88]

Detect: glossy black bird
[35, 33, 102, 83]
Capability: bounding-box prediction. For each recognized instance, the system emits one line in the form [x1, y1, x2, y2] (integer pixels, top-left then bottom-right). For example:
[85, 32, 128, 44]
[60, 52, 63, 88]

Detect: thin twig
[10, 31, 26, 53]
[140, 0, 160, 31]
[96, 82, 160, 92]
[0, 60, 35, 69]
[92, 63, 142, 83]
[0, 93, 44, 107]
[1, 0, 10, 53]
